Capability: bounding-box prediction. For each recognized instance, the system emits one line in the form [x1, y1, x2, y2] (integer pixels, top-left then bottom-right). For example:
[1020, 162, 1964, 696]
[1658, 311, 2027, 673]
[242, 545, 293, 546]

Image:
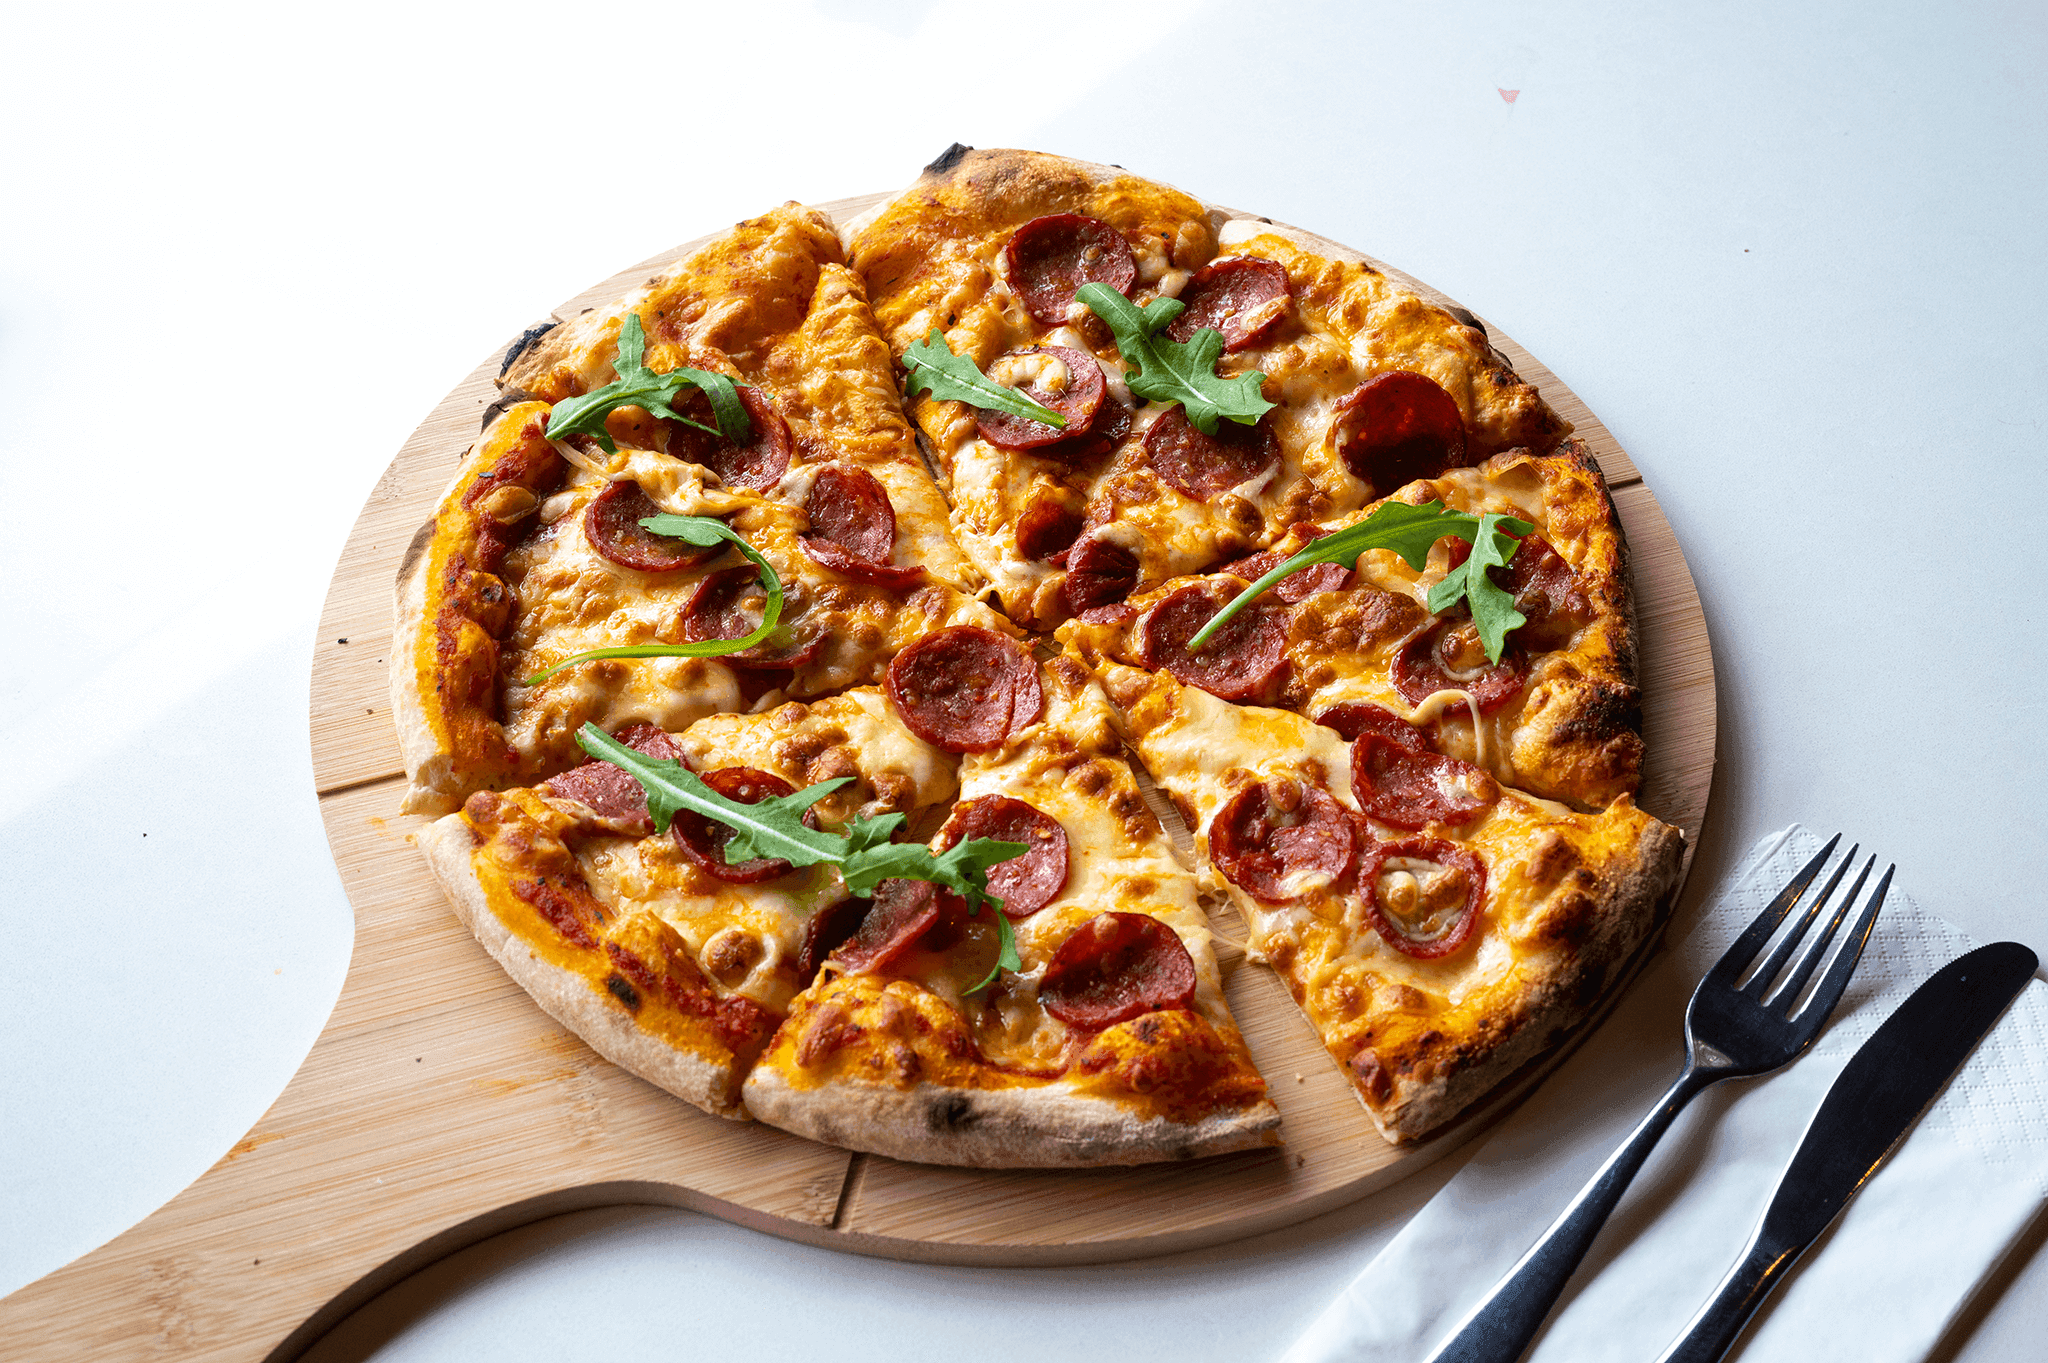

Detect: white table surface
[4, 2, 2043, 1359]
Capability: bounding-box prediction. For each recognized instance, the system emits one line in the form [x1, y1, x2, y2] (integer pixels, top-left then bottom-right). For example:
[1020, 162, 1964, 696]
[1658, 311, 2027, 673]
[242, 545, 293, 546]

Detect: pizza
[391, 146, 1684, 1167]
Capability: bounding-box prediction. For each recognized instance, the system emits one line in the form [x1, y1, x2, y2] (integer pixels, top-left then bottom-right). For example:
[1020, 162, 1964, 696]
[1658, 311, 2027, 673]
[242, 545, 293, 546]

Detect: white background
[3, 1, 2043, 1358]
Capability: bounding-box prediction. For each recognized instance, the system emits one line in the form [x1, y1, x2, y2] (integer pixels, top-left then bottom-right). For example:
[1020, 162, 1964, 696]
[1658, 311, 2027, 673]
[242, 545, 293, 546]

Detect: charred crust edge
[499, 320, 559, 377]
[397, 515, 436, 589]
[924, 142, 974, 176]
[923, 1092, 979, 1132]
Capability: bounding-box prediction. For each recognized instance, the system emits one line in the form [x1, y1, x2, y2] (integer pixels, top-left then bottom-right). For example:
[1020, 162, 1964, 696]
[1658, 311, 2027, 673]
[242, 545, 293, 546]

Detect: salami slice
[671, 766, 819, 884]
[1361, 837, 1486, 959]
[667, 385, 792, 492]
[974, 346, 1107, 451]
[799, 465, 926, 588]
[832, 878, 943, 974]
[796, 896, 871, 981]
[679, 565, 823, 670]
[936, 795, 1070, 921]
[1312, 701, 1429, 751]
[1039, 912, 1198, 1031]
[1061, 535, 1140, 613]
[1508, 535, 1592, 646]
[1391, 618, 1526, 715]
[1136, 582, 1288, 703]
[1004, 214, 1138, 325]
[584, 479, 725, 574]
[540, 723, 686, 835]
[1015, 498, 1085, 563]
[1351, 734, 1498, 830]
[1209, 778, 1360, 903]
[885, 626, 1044, 753]
[1331, 371, 1469, 492]
[1162, 257, 1292, 352]
[1144, 407, 1280, 501]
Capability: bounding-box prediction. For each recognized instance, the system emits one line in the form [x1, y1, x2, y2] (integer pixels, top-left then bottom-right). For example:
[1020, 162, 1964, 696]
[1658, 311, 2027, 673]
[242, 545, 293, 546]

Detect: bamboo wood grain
[0, 186, 1715, 1359]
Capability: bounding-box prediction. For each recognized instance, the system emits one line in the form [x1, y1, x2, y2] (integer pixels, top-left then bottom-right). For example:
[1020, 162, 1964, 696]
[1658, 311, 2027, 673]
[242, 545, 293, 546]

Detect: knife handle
[1655, 1237, 1794, 1363]
[1422, 1064, 1723, 1363]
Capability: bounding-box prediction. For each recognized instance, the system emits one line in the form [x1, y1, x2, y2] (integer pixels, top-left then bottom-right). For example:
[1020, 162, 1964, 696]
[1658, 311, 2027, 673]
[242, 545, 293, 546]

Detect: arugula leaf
[575, 723, 1029, 993]
[518, 516, 782, 685]
[1075, 283, 1276, 435]
[543, 313, 751, 453]
[1425, 512, 1530, 663]
[1184, 501, 1535, 660]
[902, 329, 1067, 428]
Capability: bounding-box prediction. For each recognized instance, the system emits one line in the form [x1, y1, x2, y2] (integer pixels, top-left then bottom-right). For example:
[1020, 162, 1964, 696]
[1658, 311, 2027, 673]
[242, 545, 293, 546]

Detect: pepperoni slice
[1312, 702, 1429, 751]
[1004, 214, 1137, 325]
[936, 796, 1070, 921]
[540, 723, 686, 835]
[800, 466, 925, 588]
[1056, 392, 1134, 464]
[1351, 734, 1498, 831]
[667, 385, 792, 492]
[1144, 407, 1280, 501]
[1039, 912, 1198, 1031]
[1332, 371, 1469, 492]
[1062, 535, 1139, 613]
[974, 346, 1107, 451]
[671, 766, 820, 884]
[1391, 618, 1526, 715]
[1136, 582, 1288, 703]
[1361, 837, 1486, 959]
[679, 565, 823, 670]
[832, 878, 942, 974]
[797, 896, 871, 981]
[885, 626, 1045, 753]
[1209, 779, 1360, 903]
[1508, 535, 1592, 646]
[1162, 257, 1292, 352]
[1015, 498, 1085, 563]
[1220, 530, 1352, 603]
[583, 480, 723, 573]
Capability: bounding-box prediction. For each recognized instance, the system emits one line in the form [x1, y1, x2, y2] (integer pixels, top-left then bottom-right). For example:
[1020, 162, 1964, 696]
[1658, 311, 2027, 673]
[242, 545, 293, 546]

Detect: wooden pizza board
[0, 191, 1716, 1361]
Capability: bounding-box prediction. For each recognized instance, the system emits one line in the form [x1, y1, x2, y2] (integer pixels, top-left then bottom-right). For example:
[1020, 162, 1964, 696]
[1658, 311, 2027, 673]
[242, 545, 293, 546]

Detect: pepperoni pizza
[393, 148, 1683, 1167]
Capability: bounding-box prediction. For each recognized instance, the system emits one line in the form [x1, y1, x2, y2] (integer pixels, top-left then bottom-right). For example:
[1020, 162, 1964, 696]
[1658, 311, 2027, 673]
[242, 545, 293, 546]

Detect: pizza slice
[1059, 439, 1641, 811]
[414, 687, 961, 1118]
[743, 644, 1280, 1166]
[845, 147, 1566, 628]
[1090, 661, 1681, 1142]
[394, 204, 1007, 814]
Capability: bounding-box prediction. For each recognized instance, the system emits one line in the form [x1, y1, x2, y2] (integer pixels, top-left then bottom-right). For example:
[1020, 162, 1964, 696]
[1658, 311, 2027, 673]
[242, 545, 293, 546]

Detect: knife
[1655, 940, 2039, 1363]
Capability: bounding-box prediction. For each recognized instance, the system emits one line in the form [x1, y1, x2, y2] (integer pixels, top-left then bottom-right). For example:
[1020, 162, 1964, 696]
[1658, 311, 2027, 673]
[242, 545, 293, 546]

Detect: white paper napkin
[1283, 825, 2048, 1363]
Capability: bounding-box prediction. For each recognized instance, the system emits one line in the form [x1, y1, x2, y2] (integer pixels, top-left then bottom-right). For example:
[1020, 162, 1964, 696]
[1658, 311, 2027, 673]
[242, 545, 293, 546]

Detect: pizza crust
[415, 814, 750, 1118]
[742, 1065, 1279, 1168]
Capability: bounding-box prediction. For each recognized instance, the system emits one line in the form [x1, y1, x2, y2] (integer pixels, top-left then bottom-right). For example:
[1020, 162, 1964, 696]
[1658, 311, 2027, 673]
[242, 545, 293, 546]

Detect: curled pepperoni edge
[671, 767, 820, 884]
[1349, 734, 1497, 831]
[1360, 837, 1486, 960]
[1039, 912, 1198, 1031]
[1143, 406, 1280, 502]
[1312, 702, 1430, 751]
[884, 626, 1045, 754]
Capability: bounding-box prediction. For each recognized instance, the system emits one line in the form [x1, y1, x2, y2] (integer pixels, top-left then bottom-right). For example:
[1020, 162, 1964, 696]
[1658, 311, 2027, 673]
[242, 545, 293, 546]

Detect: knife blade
[1656, 940, 2039, 1363]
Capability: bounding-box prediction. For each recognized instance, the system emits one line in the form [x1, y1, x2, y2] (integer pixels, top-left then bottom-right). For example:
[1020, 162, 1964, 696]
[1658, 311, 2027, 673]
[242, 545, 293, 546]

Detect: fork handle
[1421, 1063, 1724, 1363]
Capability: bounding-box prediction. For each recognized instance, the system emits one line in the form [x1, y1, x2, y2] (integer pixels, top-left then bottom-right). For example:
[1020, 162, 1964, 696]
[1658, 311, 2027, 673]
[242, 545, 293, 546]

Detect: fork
[1419, 834, 1893, 1363]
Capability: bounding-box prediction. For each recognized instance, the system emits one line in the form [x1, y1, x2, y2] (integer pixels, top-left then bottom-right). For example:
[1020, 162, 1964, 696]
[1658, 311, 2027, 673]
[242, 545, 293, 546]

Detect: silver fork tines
[1421, 835, 1892, 1363]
